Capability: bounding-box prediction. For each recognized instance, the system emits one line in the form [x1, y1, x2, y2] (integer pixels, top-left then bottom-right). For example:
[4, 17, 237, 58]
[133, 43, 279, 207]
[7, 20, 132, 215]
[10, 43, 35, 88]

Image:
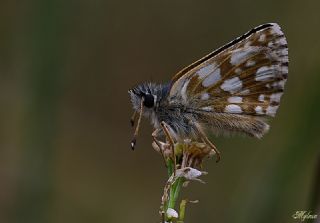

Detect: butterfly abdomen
[202, 112, 270, 138]
[155, 104, 201, 141]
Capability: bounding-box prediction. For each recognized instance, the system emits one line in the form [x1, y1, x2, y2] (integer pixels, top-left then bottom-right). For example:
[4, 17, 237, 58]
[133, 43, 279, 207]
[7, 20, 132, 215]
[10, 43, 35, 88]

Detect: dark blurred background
[1, 0, 320, 222]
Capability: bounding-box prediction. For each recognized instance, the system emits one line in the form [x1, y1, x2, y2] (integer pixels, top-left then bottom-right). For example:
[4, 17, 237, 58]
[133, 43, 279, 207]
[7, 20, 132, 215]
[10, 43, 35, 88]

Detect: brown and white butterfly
[129, 23, 288, 162]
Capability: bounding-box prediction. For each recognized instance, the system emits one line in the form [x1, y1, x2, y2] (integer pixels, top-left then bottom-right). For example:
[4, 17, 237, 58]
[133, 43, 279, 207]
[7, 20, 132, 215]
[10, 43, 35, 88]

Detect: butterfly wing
[168, 23, 288, 137]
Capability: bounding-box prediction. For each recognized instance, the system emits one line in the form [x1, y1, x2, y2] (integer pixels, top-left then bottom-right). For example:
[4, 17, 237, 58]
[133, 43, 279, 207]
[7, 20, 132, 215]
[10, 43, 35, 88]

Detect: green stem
[177, 199, 187, 223]
[168, 177, 184, 209]
[164, 159, 184, 222]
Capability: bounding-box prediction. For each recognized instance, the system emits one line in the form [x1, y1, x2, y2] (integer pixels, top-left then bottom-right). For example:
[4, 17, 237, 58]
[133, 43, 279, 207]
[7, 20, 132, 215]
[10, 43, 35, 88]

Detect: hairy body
[129, 82, 268, 142]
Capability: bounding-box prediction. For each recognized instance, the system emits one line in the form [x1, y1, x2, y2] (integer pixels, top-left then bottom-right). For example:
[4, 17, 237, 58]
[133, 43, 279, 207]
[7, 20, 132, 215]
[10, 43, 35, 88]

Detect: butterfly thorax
[129, 82, 200, 140]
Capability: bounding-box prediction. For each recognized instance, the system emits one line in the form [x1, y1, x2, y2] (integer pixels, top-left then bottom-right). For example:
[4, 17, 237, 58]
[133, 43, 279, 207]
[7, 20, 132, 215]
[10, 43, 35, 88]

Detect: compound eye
[143, 94, 154, 108]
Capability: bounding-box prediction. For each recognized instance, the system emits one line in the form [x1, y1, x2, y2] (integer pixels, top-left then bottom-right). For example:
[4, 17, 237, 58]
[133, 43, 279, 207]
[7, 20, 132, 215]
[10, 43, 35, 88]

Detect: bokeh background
[1, 0, 320, 222]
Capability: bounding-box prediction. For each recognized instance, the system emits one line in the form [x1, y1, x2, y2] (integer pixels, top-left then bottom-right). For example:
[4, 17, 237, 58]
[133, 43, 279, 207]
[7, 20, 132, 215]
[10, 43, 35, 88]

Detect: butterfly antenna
[130, 111, 137, 127]
[131, 98, 144, 150]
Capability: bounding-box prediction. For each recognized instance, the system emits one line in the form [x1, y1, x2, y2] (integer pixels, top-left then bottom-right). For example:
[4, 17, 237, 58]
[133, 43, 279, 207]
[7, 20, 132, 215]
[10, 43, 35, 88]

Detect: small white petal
[176, 167, 206, 181]
[166, 208, 178, 219]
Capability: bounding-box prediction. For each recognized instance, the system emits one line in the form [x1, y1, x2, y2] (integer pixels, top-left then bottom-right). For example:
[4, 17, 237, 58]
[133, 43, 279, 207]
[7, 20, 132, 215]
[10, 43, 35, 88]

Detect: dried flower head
[152, 139, 215, 169]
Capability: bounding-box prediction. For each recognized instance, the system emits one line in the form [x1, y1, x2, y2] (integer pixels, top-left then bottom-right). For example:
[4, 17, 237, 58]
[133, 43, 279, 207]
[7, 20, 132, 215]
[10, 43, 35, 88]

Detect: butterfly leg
[195, 124, 221, 163]
[152, 128, 167, 166]
[130, 111, 137, 127]
[160, 121, 177, 175]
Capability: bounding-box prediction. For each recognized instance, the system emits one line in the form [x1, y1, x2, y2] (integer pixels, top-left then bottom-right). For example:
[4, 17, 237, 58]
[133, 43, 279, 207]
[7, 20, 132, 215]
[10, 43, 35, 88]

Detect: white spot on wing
[258, 94, 265, 102]
[278, 48, 288, 58]
[230, 47, 259, 66]
[281, 66, 288, 74]
[197, 64, 215, 78]
[266, 105, 279, 116]
[270, 92, 283, 102]
[268, 41, 274, 47]
[269, 23, 283, 36]
[255, 106, 264, 114]
[246, 60, 256, 67]
[258, 34, 266, 42]
[275, 37, 287, 46]
[181, 79, 190, 101]
[201, 93, 210, 100]
[202, 68, 221, 87]
[228, 96, 243, 103]
[273, 79, 287, 89]
[256, 66, 268, 73]
[221, 77, 242, 93]
[202, 106, 213, 111]
[225, 104, 242, 113]
[255, 65, 277, 81]
[235, 68, 242, 74]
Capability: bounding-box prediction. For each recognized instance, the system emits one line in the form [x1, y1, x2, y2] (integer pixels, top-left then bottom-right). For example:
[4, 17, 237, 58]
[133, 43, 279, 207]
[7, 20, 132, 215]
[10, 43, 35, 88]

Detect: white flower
[175, 167, 207, 183]
[166, 208, 178, 219]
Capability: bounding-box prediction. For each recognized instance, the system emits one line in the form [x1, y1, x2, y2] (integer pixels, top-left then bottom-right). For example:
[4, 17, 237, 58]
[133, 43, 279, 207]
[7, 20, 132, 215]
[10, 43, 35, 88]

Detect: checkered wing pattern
[169, 23, 288, 118]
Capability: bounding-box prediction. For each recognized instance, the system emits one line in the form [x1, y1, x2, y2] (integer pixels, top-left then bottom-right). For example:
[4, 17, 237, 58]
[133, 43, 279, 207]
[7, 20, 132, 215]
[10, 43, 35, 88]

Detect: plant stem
[168, 177, 184, 209]
[164, 158, 184, 222]
[167, 158, 174, 177]
[177, 199, 187, 223]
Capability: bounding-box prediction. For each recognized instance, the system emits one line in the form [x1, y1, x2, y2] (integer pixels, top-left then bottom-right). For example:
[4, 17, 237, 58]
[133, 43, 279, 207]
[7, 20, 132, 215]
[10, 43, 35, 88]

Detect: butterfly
[128, 23, 288, 162]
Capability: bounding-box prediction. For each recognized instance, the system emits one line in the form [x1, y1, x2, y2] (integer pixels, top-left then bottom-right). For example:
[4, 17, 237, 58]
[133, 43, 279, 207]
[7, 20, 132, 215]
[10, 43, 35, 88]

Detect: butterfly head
[128, 83, 158, 112]
[129, 82, 171, 113]
[128, 82, 166, 150]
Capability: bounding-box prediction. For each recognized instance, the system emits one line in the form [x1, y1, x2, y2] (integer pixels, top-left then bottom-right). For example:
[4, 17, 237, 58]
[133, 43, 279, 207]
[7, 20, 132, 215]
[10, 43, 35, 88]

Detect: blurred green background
[1, 0, 320, 222]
